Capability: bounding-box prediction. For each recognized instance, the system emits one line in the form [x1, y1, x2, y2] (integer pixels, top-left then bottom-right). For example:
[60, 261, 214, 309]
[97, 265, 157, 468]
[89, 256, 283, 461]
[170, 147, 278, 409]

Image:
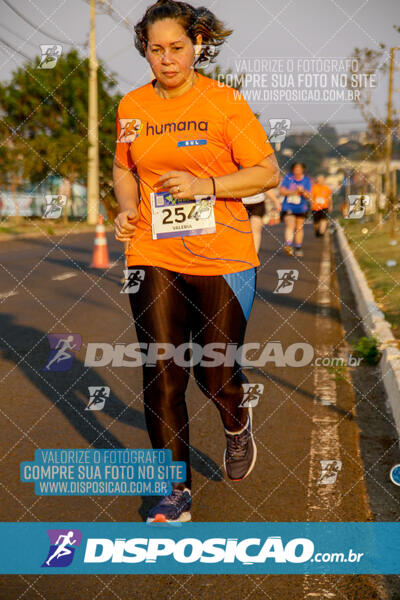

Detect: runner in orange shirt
[311, 175, 332, 237]
[113, 0, 279, 522]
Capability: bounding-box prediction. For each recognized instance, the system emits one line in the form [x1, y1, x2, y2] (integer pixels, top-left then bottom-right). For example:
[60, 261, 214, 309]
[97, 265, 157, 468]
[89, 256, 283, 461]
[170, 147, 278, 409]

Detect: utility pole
[87, 0, 99, 225]
[375, 167, 385, 228]
[384, 47, 400, 239]
[345, 169, 351, 213]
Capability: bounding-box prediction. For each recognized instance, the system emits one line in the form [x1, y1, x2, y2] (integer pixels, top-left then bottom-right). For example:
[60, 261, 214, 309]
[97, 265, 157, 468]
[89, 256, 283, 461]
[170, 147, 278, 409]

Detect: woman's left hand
[155, 171, 206, 200]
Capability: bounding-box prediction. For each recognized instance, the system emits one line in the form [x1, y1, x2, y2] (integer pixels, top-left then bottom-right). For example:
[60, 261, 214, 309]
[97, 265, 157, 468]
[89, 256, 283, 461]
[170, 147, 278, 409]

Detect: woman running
[113, 0, 279, 522]
[280, 162, 311, 257]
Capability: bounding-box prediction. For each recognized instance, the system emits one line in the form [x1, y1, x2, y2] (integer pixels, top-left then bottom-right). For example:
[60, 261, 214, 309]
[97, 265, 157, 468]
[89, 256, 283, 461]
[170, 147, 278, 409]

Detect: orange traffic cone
[90, 215, 110, 268]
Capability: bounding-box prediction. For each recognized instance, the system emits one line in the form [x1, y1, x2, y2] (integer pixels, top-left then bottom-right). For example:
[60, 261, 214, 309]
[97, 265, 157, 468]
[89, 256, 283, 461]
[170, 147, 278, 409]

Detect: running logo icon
[121, 269, 145, 294]
[86, 386, 110, 411]
[42, 195, 67, 219]
[42, 529, 82, 567]
[239, 383, 264, 408]
[193, 43, 217, 68]
[38, 45, 62, 69]
[318, 460, 342, 485]
[346, 195, 370, 219]
[117, 119, 143, 143]
[43, 334, 82, 372]
[269, 119, 291, 143]
[274, 269, 299, 294]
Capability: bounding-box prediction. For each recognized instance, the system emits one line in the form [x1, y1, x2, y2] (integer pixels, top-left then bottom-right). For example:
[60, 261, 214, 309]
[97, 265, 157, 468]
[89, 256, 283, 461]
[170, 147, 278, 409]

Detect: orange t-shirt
[115, 72, 274, 275]
[311, 183, 331, 211]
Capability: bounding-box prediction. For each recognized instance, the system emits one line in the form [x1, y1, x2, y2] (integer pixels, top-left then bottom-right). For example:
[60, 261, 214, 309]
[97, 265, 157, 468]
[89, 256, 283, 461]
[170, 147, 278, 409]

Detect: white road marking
[52, 272, 77, 281]
[303, 233, 342, 599]
[0, 290, 18, 299]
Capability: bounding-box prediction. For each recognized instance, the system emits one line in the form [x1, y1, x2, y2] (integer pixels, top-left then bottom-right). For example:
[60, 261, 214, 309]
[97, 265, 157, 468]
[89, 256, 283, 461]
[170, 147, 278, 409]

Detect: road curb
[336, 223, 400, 441]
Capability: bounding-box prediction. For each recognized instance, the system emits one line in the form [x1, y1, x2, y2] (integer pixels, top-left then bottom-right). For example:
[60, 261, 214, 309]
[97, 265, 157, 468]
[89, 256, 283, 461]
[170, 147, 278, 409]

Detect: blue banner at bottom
[0, 522, 399, 574]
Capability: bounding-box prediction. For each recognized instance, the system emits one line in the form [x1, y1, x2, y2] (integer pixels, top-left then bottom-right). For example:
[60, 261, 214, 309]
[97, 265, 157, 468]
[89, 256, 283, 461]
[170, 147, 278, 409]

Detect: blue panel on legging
[222, 268, 256, 321]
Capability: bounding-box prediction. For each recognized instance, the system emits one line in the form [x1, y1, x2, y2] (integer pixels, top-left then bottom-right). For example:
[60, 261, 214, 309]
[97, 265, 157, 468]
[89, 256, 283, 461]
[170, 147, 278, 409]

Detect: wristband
[210, 176, 216, 197]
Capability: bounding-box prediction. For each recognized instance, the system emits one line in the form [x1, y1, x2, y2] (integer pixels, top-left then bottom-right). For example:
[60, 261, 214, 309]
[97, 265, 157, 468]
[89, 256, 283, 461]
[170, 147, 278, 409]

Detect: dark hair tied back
[134, 0, 232, 67]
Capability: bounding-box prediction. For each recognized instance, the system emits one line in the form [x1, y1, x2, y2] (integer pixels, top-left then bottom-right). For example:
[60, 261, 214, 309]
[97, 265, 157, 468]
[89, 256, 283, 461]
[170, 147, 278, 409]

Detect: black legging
[128, 266, 256, 489]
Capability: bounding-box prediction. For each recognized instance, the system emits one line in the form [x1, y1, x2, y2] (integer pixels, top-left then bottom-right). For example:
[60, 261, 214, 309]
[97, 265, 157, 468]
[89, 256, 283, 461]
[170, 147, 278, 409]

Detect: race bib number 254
[151, 192, 216, 240]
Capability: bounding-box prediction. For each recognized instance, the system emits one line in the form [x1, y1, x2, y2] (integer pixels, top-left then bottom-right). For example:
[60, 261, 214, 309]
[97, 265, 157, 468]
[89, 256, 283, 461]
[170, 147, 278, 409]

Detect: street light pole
[87, 0, 99, 225]
[385, 46, 400, 239]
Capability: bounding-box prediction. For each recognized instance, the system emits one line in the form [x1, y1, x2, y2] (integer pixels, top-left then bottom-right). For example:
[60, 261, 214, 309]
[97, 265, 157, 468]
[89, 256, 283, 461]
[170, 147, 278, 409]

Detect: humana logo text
[84, 536, 314, 564]
[146, 120, 208, 135]
[84, 342, 314, 368]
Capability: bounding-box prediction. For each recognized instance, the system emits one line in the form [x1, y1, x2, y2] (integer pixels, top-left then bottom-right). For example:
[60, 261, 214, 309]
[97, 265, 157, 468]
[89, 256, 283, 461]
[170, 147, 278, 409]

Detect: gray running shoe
[147, 484, 192, 523]
[294, 247, 304, 257]
[223, 407, 257, 481]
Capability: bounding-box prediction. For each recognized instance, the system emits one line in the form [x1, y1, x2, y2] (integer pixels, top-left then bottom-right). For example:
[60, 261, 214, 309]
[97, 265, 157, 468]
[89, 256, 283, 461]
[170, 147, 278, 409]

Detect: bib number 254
[151, 192, 216, 240]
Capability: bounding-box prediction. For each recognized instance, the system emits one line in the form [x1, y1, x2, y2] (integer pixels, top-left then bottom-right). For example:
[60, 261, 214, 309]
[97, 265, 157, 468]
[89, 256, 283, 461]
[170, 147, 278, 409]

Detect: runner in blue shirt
[280, 162, 311, 257]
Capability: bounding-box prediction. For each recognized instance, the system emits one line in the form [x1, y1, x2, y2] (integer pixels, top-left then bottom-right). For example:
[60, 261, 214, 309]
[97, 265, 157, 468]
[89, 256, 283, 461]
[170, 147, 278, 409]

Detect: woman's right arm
[113, 160, 140, 242]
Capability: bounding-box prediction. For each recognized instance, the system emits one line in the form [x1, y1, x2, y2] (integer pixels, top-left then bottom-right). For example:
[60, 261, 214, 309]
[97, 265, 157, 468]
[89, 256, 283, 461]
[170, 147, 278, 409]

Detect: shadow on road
[0, 313, 223, 521]
[256, 286, 342, 323]
[244, 365, 354, 421]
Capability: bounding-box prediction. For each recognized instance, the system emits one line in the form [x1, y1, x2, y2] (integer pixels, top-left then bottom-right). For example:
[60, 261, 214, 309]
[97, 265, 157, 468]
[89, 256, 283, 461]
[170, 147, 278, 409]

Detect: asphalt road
[0, 223, 399, 599]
